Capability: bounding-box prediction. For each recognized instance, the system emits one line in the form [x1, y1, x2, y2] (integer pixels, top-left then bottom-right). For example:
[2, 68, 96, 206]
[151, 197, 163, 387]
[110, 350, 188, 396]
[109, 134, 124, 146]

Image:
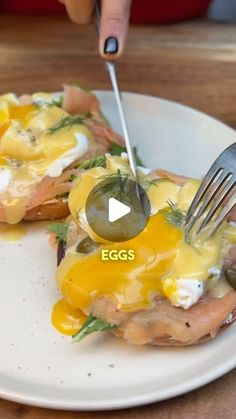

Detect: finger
[99, 0, 132, 60]
[62, 0, 95, 24]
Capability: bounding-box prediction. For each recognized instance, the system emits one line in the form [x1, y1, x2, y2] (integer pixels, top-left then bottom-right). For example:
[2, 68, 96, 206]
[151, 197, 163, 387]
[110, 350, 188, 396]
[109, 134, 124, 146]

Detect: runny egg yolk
[0, 97, 91, 224]
[53, 156, 235, 336]
[57, 213, 183, 313]
[9, 104, 37, 123]
[52, 299, 87, 336]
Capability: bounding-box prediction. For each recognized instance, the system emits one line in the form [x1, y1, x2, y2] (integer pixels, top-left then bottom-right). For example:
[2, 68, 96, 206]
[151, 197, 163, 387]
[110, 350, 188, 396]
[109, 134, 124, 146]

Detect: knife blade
[95, 3, 139, 181]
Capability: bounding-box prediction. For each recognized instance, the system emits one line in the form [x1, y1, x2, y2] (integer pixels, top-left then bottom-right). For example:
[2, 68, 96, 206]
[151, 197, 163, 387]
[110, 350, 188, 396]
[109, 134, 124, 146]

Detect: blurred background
[0, 0, 236, 22]
[0, 0, 236, 23]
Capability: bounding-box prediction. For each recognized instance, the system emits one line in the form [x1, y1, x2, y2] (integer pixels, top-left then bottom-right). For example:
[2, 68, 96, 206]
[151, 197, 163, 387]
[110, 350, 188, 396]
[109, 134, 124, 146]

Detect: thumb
[61, 0, 95, 24]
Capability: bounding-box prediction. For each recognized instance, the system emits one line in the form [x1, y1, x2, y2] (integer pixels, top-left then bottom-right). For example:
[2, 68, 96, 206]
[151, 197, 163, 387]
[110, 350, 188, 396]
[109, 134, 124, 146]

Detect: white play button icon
[108, 197, 131, 223]
[85, 176, 151, 241]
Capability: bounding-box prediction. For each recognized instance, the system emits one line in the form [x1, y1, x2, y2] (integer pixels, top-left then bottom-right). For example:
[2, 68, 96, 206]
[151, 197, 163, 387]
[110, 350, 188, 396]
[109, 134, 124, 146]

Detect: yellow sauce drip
[0, 223, 26, 242]
[51, 299, 87, 336]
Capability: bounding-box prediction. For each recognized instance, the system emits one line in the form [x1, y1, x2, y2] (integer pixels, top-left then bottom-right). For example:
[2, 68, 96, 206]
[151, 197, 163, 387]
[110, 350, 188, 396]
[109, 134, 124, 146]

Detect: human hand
[60, 0, 132, 59]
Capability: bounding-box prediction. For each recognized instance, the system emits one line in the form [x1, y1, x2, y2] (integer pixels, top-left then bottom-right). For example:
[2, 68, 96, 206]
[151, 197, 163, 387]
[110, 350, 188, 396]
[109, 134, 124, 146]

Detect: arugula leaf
[48, 115, 85, 134]
[47, 223, 68, 244]
[72, 314, 117, 343]
[109, 142, 145, 167]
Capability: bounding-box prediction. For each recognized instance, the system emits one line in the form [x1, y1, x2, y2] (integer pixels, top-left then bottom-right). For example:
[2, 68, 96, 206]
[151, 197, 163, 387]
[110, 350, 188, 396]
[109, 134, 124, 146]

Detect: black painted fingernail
[104, 37, 119, 55]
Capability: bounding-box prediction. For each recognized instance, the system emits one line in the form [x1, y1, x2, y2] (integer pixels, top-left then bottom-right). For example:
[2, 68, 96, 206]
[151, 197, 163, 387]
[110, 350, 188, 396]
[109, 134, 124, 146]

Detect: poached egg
[0, 93, 91, 223]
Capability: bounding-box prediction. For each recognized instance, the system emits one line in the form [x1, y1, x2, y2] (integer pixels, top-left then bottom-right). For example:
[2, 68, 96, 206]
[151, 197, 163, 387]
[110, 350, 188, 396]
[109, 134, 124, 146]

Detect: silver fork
[185, 143, 236, 238]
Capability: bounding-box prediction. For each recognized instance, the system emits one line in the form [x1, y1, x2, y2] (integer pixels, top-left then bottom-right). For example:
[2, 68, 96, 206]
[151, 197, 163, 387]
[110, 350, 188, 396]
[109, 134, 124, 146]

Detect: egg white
[46, 132, 89, 177]
[164, 277, 204, 309]
[0, 168, 11, 193]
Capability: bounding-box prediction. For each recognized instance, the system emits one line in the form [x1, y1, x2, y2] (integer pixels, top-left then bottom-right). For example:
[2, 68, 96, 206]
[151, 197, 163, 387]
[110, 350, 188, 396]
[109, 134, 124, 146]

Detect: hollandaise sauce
[0, 223, 26, 242]
[0, 96, 91, 224]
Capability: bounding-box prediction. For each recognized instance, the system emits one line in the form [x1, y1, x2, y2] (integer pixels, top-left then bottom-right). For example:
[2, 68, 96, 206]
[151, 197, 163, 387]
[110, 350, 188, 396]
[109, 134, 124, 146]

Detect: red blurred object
[130, 0, 212, 23]
[0, 0, 211, 23]
[0, 0, 65, 14]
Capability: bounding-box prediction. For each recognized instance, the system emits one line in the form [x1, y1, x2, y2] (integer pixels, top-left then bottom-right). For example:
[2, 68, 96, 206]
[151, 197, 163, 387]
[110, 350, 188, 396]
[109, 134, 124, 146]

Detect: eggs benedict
[51, 154, 236, 346]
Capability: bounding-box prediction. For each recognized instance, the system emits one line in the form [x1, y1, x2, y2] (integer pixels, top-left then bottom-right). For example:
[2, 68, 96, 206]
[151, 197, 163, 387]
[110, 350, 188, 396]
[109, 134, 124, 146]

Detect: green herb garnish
[69, 174, 77, 182]
[33, 96, 63, 108]
[73, 314, 117, 342]
[225, 266, 236, 289]
[78, 155, 106, 170]
[160, 200, 195, 245]
[47, 223, 68, 244]
[147, 180, 158, 187]
[56, 192, 69, 200]
[109, 142, 144, 167]
[52, 96, 63, 108]
[48, 115, 85, 134]
[160, 200, 185, 227]
[96, 169, 129, 200]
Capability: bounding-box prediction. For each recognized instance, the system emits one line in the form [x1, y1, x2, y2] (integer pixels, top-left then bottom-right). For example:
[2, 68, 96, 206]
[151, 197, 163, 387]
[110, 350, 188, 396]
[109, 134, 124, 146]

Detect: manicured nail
[104, 37, 119, 55]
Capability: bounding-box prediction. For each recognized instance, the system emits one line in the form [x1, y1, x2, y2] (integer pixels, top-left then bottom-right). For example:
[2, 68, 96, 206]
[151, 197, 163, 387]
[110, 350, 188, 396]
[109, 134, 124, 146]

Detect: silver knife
[95, 4, 139, 181]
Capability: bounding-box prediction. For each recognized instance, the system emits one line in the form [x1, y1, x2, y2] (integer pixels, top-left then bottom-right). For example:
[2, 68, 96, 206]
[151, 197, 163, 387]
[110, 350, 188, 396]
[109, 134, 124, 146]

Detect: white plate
[0, 92, 236, 411]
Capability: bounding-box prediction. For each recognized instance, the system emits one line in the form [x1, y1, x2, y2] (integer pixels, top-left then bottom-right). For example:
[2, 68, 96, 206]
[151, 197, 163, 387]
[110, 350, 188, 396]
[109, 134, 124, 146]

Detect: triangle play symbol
[108, 197, 131, 223]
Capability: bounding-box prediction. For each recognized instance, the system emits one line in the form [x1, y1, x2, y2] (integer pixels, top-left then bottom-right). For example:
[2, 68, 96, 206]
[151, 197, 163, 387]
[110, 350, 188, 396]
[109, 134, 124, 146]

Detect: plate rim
[94, 89, 236, 137]
[0, 351, 235, 410]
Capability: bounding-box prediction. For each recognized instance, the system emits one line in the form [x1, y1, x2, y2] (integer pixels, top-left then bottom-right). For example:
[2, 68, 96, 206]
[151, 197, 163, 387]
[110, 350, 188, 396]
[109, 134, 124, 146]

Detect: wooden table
[0, 14, 236, 419]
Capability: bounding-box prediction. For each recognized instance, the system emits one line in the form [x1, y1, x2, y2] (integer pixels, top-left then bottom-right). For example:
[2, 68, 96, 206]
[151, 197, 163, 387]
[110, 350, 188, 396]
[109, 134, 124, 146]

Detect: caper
[76, 237, 99, 254]
[225, 267, 236, 289]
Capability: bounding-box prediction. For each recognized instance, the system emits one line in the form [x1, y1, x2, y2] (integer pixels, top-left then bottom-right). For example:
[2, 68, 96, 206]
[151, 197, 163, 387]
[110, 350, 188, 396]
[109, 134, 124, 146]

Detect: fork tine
[192, 171, 231, 222]
[206, 191, 236, 238]
[185, 163, 223, 224]
[197, 177, 236, 233]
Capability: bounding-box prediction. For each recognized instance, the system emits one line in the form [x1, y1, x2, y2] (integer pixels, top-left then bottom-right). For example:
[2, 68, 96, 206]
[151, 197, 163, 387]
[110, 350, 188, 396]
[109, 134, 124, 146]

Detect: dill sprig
[48, 115, 85, 134]
[160, 200, 185, 227]
[96, 169, 129, 200]
[78, 155, 106, 170]
[160, 200, 194, 245]
[146, 178, 161, 188]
